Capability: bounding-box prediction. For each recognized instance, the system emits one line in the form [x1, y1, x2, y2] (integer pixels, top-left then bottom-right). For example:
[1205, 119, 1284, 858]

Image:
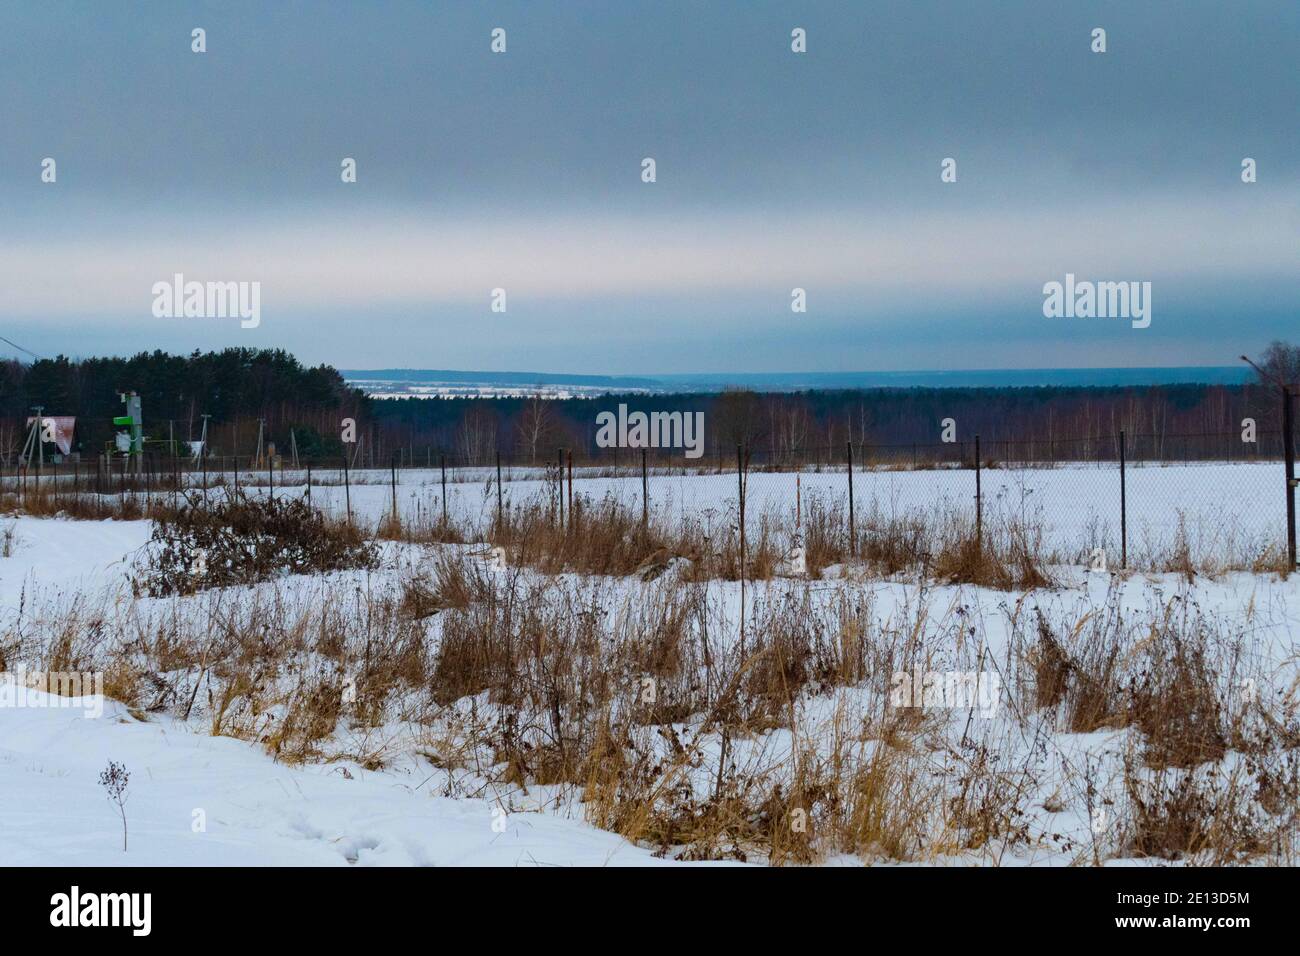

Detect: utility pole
[29, 405, 44, 472]
[254, 418, 266, 467]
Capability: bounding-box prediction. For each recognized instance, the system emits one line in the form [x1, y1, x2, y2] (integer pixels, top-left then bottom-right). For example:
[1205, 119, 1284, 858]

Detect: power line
[0, 335, 44, 361]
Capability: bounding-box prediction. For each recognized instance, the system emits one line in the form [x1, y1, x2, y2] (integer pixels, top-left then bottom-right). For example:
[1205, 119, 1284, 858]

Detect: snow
[0, 684, 684, 866]
[1, 460, 1297, 866]
[208, 460, 1287, 566]
[0, 516, 715, 867]
[0, 515, 150, 608]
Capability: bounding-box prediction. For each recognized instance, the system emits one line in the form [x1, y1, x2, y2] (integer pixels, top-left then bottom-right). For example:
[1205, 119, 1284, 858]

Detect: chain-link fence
[3, 426, 1295, 573]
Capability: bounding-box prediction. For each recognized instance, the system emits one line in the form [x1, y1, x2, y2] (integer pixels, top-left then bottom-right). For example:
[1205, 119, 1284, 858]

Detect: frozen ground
[0, 686, 688, 866]
[0, 518, 707, 866]
[1, 507, 1297, 866]
[193, 460, 1288, 566]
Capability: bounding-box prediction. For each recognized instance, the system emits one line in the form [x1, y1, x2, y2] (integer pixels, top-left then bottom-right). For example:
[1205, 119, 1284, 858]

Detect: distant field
[223, 460, 1288, 568]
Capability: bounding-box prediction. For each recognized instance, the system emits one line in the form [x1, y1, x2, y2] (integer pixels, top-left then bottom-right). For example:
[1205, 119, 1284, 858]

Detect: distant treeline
[0, 348, 1292, 466]
[367, 383, 1288, 465]
[0, 349, 367, 460]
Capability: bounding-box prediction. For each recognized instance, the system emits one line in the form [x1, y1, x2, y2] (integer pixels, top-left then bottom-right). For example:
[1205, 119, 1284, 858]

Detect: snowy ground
[0, 518, 707, 866]
[1, 505, 1297, 866]
[191, 460, 1288, 567]
[36, 459, 1288, 565]
[0, 688, 688, 866]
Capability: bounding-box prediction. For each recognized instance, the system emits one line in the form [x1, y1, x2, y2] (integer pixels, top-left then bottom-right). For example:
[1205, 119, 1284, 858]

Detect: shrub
[137, 491, 377, 595]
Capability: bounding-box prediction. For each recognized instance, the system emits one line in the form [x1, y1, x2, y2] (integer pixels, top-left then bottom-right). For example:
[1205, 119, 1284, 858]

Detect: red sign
[26, 416, 76, 455]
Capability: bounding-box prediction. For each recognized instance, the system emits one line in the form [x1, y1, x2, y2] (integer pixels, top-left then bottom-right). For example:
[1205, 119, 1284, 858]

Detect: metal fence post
[1120, 429, 1128, 570]
[737, 444, 746, 656]
[343, 453, 351, 522]
[390, 453, 398, 518]
[557, 447, 565, 530]
[440, 454, 448, 525]
[641, 447, 649, 529]
[974, 434, 982, 553]
[496, 451, 504, 531]
[846, 440, 856, 557]
[1283, 387, 1297, 570]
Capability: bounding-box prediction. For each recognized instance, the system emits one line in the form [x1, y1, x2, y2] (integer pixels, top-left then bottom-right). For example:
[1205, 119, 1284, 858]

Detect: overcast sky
[1, 0, 1296, 374]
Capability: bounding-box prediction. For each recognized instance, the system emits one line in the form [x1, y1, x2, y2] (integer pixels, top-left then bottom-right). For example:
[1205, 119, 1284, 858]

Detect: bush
[137, 491, 377, 595]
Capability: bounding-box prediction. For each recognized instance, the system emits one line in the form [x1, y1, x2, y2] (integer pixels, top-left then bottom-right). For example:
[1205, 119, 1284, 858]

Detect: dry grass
[0, 486, 166, 521]
[1, 460, 1288, 581]
[2, 483, 1297, 865]
[1120, 757, 1265, 862]
[1, 548, 1030, 862]
[136, 490, 377, 596]
[371, 486, 1057, 592]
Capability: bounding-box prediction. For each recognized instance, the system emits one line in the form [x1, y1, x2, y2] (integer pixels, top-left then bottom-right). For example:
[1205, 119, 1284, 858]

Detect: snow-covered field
[0, 518, 690, 866]
[1, 475, 1298, 865]
[1, 686, 684, 867]
[205, 460, 1288, 567]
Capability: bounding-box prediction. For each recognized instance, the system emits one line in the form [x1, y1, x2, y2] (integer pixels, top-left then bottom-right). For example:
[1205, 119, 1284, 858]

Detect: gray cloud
[1, 0, 1296, 371]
